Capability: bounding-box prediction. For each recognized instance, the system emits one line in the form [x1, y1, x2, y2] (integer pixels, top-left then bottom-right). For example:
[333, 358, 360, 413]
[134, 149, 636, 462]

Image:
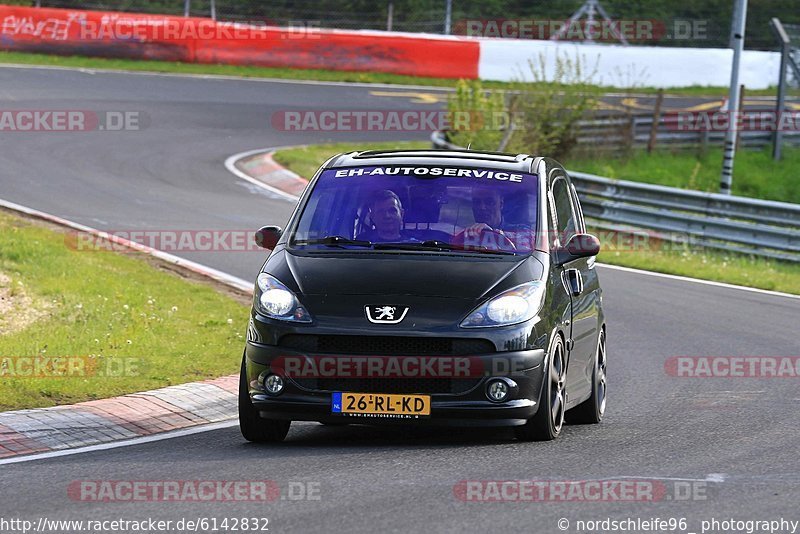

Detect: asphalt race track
[1, 66, 799, 533]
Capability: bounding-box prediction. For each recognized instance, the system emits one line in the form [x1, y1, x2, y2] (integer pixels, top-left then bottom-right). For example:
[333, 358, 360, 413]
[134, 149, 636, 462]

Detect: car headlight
[254, 273, 312, 323]
[460, 281, 545, 328]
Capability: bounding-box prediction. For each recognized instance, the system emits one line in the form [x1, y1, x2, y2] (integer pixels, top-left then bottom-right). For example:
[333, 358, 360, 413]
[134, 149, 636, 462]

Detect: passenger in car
[357, 189, 417, 242]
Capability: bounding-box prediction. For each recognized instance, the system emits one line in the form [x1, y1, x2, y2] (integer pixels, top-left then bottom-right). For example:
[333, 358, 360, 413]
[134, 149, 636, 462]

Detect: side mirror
[555, 233, 600, 266]
[254, 226, 282, 250]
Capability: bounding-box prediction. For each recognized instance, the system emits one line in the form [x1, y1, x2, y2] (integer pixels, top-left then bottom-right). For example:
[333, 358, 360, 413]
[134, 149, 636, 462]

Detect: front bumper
[244, 341, 546, 427]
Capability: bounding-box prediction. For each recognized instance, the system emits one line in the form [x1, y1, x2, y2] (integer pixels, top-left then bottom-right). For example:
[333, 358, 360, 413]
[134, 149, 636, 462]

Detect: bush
[446, 79, 506, 151]
[504, 51, 601, 160]
[446, 51, 600, 160]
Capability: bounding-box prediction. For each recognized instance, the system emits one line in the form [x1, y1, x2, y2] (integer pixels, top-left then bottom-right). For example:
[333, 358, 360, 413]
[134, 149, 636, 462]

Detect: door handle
[563, 268, 583, 297]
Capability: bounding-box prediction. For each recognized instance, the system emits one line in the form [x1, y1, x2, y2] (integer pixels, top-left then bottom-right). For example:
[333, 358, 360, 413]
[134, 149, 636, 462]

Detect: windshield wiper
[293, 236, 373, 248]
[373, 240, 516, 255]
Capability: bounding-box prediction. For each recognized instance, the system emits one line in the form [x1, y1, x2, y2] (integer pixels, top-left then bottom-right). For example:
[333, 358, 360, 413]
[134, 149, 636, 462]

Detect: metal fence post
[184, 0, 191, 17]
[624, 113, 635, 154]
[771, 18, 790, 161]
[701, 129, 710, 153]
[387, 2, 394, 32]
[720, 0, 748, 195]
[647, 89, 664, 153]
[735, 84, 745, 151]
[444, 0, 452, 35]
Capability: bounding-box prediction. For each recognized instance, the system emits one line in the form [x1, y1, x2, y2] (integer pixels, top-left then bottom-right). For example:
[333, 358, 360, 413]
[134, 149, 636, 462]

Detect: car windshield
[289, 165, 539, 255]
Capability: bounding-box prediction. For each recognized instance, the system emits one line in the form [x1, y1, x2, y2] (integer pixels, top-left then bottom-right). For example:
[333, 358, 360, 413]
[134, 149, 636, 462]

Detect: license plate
[332, 392, 430, 418]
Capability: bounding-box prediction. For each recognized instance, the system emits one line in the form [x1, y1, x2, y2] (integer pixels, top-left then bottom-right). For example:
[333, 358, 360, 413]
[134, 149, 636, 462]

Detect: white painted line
[223, 147, 301, 203]
[596, 263, 800, 301]
[0, 420, 238, 465]
[613, 473, 727, 483]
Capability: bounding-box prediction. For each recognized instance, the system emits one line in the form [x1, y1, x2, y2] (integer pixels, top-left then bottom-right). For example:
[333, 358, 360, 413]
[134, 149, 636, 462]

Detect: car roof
[325, 149, 540, 174]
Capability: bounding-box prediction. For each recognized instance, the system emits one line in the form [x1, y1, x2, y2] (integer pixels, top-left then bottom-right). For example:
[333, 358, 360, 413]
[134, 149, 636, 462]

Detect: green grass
[272, 141, 429, 178]
[569, 146, 800, 204]
[0, 210, 249, 411]
[592, 238, 800, 294]
[0, 49, 790, 97]
[272, 142, 800, 295]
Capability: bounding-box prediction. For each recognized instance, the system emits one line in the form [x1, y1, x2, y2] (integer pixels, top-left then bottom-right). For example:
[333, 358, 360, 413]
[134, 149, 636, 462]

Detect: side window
[550, 177, 577, 246]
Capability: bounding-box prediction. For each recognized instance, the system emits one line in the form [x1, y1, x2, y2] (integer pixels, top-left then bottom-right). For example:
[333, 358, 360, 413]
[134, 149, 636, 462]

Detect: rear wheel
[568, 328, 607, 424]
[239, 353, 290, 443]
[515, 336, 566, 442]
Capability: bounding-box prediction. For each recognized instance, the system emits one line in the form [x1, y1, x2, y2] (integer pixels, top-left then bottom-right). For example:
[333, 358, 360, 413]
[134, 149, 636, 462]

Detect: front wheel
[568, 328, 607, 424]
[515, 336, 566, 442]
[239, 353, 290, 443]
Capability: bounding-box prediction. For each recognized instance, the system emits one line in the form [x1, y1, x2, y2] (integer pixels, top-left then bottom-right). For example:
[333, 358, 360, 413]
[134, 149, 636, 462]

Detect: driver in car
[452, 188, 516, 250]
[464, 187, 505, 240]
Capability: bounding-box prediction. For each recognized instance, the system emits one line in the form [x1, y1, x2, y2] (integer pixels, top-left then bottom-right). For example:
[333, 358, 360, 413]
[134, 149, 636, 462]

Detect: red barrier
[0, 5, 479, 79]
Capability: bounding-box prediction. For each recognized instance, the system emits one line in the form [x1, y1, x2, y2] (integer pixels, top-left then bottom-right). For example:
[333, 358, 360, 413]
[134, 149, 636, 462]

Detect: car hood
[266, 250, 543, 300]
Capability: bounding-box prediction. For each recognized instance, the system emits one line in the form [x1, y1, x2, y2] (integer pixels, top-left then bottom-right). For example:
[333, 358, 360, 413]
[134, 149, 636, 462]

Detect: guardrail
[436, 110, 800, 154]
[574, 112, 800, 151]
[432, 130, 800, 262]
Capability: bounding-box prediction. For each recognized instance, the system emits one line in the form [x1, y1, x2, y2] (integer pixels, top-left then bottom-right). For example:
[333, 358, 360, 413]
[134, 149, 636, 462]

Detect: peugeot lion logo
[365, 305, 409, 324]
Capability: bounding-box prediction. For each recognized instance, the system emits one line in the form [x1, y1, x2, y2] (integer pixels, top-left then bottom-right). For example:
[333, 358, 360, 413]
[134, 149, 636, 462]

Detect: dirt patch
[0, 272, 49, 336]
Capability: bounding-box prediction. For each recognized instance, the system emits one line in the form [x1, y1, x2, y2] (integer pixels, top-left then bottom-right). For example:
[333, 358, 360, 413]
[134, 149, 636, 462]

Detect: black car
[240, 149, 606, 442]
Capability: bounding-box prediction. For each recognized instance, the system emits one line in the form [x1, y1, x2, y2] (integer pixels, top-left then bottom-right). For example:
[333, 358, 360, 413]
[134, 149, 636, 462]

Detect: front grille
[280, 335, 492, 395]
[278, 335, 495, 356]
[291, 376, 482, 395]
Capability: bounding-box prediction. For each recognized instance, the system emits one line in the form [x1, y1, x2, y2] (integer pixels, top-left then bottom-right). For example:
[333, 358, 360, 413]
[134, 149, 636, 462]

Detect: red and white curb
[224, 147, 307, 202]
[0, 376, 237, 460]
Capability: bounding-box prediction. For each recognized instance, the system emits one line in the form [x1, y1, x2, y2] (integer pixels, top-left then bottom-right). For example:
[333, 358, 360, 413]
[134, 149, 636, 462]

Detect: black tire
[568, 328, 607, 424]
[239, 353, 290, 443]
[515, 335, 566, 442]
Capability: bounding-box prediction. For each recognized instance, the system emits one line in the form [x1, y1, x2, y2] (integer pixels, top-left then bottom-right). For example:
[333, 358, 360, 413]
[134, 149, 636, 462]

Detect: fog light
[264, 374, 285, 395]
[486, 378, 511, 402]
